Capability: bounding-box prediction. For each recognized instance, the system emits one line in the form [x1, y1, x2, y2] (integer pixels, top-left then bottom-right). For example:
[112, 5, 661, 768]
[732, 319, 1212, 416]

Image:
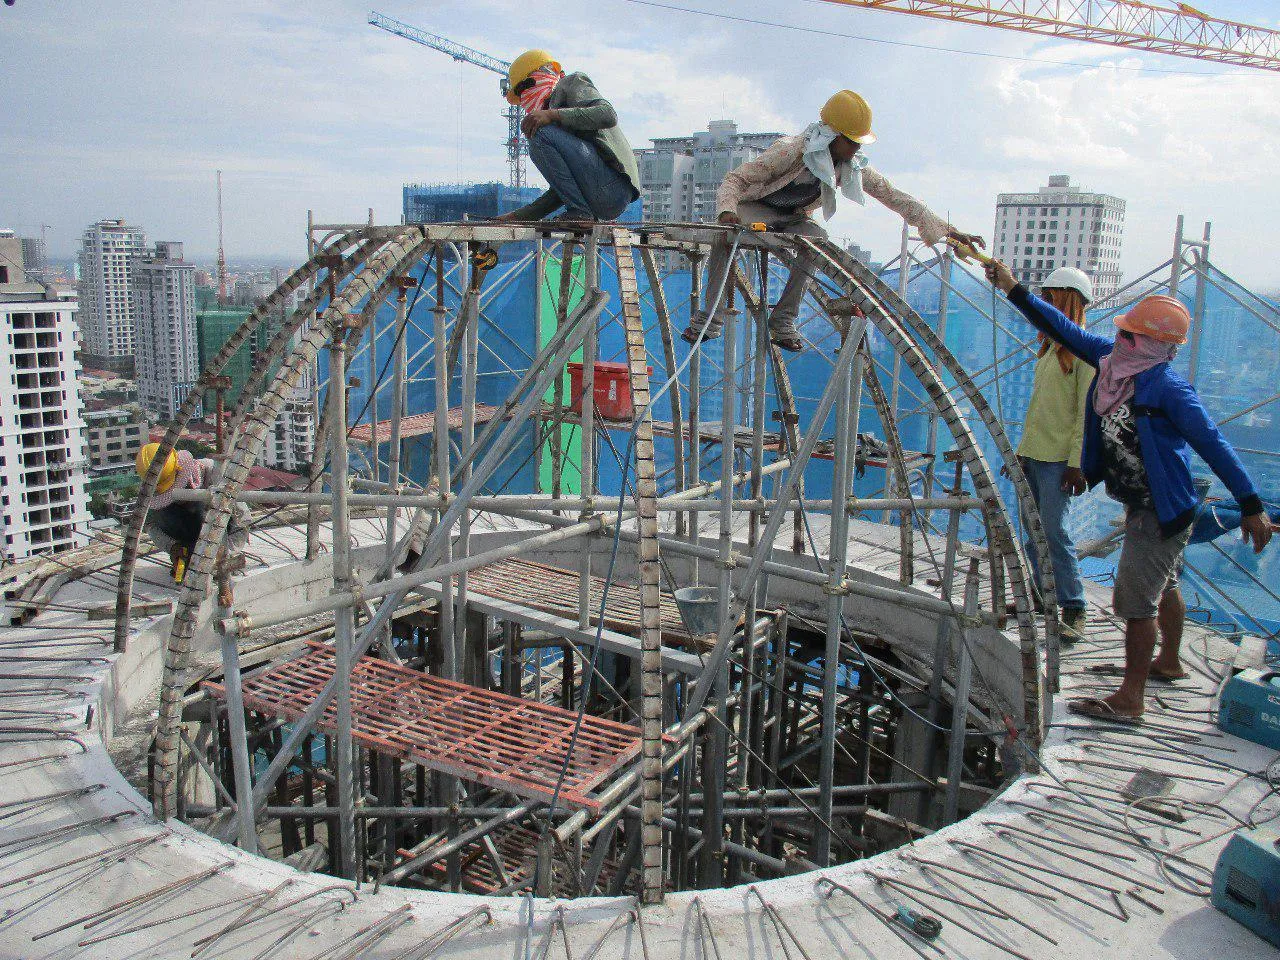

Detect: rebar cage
[115, 222, 1059, 902]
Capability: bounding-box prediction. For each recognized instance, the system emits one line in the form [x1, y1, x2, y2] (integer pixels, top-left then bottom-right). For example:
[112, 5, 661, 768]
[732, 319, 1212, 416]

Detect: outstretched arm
[985, 259, 1112, 368]
[861, 165, 983, 250]
[1161, 378, 1272, 553]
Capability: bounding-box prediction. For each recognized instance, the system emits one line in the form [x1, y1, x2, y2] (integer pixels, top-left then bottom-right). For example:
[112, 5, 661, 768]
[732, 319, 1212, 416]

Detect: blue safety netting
[322, 242, 1278, 638]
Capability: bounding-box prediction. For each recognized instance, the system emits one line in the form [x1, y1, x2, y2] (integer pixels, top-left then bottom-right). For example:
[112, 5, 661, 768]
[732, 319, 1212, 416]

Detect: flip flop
[1085, 664, 1186, 683]
[681, 325, 720, 346]
[1068, 697, 1143, 725]
[771, 335, 804, 352]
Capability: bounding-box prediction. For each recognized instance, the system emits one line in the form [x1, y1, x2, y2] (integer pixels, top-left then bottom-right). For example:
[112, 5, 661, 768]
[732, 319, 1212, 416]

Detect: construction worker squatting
[495, 50, 641, 224]
[684, 90, 985, 351]
[137, 443, 247, 583]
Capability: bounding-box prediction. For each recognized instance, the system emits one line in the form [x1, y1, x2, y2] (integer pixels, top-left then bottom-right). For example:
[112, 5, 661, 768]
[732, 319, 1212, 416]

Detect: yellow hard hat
[136, 442, 179, 494]
[506, 49, 560, 104]
[821, 90, 877, 144]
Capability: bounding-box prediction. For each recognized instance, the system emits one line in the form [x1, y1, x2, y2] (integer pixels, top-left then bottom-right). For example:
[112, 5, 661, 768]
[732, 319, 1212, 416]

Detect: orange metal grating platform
[466, 557, 696, 647]
[205, 641, 642, 811]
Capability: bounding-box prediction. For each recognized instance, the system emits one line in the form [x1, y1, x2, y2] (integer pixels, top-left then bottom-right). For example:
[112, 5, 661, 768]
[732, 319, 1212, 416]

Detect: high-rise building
[265, 391, 316, 473]
[196, 301, 312, 471]
[0, 233, 90, 560]
[993, 175, 1125, 301]
[402, 182, 544, 224]
[634, 120, 782, 225]
[19, 236, 48, 283]
[196, 306, 256, 409]
[82, 405, 148, 475]
[133, 241, 200, 422]
[77, 220, 149, 367]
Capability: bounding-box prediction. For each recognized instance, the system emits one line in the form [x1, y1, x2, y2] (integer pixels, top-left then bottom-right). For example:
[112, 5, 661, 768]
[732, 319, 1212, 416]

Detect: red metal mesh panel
[206, 641, 640, 811]
[418, 824, 625, 896]
[466, 557, 694, 647]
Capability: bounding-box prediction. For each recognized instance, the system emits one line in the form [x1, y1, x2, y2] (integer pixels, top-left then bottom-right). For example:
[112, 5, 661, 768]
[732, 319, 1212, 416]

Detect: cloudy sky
[3, 0, 1279, 286]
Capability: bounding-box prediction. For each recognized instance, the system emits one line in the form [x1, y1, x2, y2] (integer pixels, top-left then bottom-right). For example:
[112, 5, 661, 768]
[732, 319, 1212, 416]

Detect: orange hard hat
[1115, 294, 1191, 345]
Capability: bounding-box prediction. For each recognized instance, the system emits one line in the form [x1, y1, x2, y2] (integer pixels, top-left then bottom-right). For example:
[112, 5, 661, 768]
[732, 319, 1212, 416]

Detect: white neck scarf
[801, 121, 868, 221]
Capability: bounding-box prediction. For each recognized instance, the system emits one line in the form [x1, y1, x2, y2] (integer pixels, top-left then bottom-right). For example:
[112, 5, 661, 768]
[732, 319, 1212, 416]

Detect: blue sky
[2, 0, 1279, 286]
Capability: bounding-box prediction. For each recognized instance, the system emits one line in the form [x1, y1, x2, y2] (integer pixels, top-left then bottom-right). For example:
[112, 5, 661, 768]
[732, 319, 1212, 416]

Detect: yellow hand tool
[172, 548, 189, 584]
[945, 236, 992, 266]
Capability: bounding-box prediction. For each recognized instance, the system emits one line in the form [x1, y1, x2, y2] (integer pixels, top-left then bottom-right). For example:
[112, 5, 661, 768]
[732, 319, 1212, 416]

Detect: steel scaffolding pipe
[124, 221, 1047, 903]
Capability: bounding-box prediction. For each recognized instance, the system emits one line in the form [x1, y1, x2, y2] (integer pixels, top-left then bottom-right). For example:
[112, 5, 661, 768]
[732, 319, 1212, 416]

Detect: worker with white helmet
[984, 258, 1273, 723]
[1013, 266, 1095, 641]
[494, 50, 641, 224]
[683, 90, 984, 352]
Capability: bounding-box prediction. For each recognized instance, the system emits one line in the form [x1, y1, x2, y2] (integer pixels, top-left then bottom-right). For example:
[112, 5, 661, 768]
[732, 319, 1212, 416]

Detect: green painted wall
[538, 253, 585, 495]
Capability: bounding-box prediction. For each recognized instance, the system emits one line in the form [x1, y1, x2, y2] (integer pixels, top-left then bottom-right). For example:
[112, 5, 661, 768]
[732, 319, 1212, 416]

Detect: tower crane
[814, 1, 1280, 72]
[369, 11, 528, 188]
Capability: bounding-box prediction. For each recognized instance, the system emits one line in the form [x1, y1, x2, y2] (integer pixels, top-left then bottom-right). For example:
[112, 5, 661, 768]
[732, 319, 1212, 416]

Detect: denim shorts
[1112, 508, 1191, 620]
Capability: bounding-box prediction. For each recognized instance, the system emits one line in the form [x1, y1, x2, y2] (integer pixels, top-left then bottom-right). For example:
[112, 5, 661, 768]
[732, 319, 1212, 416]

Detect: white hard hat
[1041, 267, 1093, 304]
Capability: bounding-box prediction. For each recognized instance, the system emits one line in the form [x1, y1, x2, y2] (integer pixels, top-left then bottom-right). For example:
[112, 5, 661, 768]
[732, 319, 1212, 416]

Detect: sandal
[681, 325, 720, 346]
[1067, 696, 1143, 725]
[771, 335, 804, 352]
[1085, 664, 1187, 683]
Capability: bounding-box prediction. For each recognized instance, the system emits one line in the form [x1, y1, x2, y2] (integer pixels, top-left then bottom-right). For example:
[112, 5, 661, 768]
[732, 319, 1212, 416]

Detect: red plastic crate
[568, 361, 650, 421]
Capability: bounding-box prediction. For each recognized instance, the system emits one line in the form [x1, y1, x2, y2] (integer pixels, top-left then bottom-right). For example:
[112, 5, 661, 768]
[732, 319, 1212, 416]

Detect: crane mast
[216, 169, 228, 306]
[369, 11, 527, 188]
[814, 1, 1280, 71]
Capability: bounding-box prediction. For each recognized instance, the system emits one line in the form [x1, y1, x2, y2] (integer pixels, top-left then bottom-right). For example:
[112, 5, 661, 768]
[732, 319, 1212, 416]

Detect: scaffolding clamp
[824, 579, 851, 597]
[232, 610, 253, 639]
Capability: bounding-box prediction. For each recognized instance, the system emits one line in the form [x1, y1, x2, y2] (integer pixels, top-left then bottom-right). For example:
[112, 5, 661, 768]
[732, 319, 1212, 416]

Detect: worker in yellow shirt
[1014, 268, 1095, 641]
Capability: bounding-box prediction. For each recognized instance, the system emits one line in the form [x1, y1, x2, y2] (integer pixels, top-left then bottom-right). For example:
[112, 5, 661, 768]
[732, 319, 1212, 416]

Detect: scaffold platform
[419, 823, 624, 896]
[205, 640, 641, 811]
[466, 557, 696, 648]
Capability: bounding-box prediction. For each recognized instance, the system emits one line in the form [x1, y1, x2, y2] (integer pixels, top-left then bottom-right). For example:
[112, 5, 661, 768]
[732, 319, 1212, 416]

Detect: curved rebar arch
[122, 224, 1057, 869]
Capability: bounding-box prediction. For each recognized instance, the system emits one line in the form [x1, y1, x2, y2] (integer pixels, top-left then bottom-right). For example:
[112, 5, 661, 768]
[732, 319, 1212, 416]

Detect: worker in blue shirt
[984, 258, 1273, 723]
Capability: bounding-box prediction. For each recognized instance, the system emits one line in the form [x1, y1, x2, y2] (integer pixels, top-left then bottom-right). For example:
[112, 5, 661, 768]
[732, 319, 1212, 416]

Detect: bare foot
[1150, 658, 1189, 681]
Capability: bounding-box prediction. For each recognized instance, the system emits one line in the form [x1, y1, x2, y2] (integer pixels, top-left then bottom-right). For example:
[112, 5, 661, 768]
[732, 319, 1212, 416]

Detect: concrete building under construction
[0, 213, 1276, 960]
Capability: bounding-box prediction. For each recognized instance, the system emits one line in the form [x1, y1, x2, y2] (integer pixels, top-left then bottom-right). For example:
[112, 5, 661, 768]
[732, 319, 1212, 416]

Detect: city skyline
[2, 1, 1279, 286]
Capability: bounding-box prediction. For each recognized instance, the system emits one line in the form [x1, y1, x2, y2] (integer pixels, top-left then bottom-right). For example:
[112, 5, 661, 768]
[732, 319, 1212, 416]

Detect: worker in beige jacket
[683, 90, 984, 351]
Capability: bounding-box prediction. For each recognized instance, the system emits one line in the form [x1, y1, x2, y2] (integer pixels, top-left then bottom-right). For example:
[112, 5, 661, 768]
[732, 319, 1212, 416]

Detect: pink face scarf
[518, 66, 563, 114]
[1093, 331, 1177, 417]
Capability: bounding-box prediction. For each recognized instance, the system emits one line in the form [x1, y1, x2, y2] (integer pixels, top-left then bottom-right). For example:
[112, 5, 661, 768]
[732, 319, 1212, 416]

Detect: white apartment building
[994, 175, 1125, 301]
[0, 233, 90, 560]
[264, 389, 316, 473]
[133, 241, 200, 422]
[634, 120, 782, 225]
[77, 219, 149, 364]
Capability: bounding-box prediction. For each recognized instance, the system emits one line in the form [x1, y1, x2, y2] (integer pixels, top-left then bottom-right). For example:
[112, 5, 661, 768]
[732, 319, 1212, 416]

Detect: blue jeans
[1020, 457, 1087, 611]
[527, 125, 634, 220]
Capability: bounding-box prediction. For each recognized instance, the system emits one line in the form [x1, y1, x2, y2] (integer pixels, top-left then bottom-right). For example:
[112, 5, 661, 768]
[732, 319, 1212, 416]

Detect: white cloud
[2, 0, 1278, 288]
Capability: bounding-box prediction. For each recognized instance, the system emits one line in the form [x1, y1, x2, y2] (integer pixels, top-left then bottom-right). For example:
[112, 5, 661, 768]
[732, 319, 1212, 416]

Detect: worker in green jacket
[495, 50, 641, 223]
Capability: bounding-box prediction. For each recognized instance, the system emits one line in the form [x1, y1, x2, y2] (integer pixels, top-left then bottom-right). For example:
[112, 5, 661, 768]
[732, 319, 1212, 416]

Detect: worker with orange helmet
[493, 50, 640, 224]
[984, 259, 1273, 723]
[683, 90, 985, 352]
